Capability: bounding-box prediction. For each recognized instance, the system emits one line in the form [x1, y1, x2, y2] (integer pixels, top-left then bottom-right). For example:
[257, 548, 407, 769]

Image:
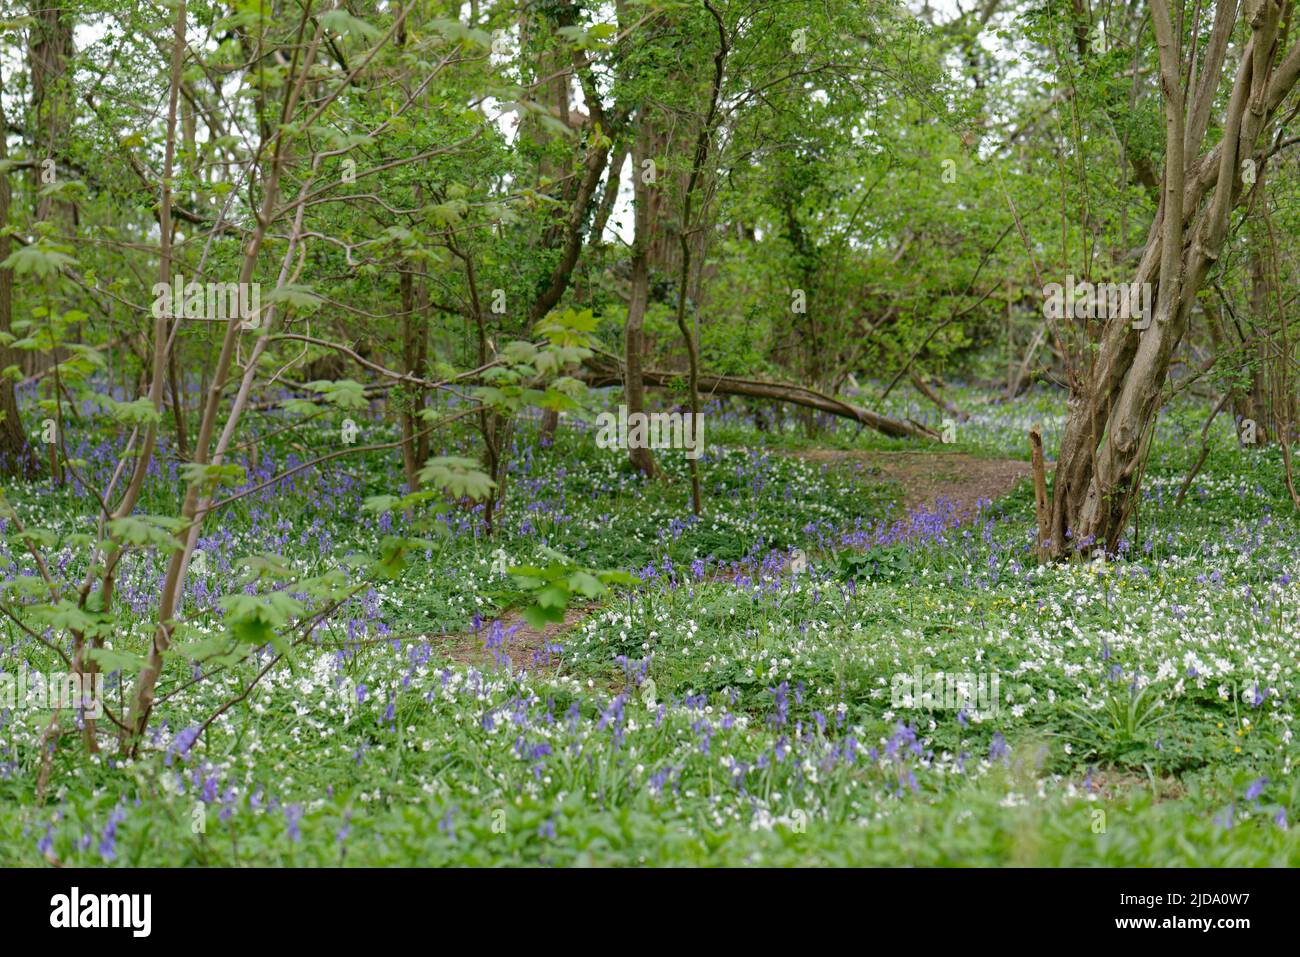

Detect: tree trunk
[1048, 0, 1298, 556]
[0, 72, 35, 477]
[623, 113, 659, 477]
[29, 0, 75, 224]
[22, 0, 75, 383]
[398, 268, 430, 491]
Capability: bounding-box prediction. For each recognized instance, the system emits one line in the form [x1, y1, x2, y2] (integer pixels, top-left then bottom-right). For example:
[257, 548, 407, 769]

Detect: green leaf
[30, 600, 111, 637]
[418, 456, 496, 501]
[372, 536, 438, 579]
[1, 244, 75, 277]
[267, 283, 323, 313]
[537, 584, 569, 609]
[318, 8, 381, 40]
[85, 647, 149, 674]
[501, 340, 538, 364]
[98, 396, 163, 427]
[181, 461, 247, 490]
[522, 603, 565, 629]
[303, 378, 369, 410]
[170, 634, 244, 667]
[219, 591, 303, 655]
[107, 516, 187, 549]
[9, 527, 59, 550]
[567, 570, 605, 599]
[363, 495, 401, 514]
[238, 554, 296, 581]
[230, 613, 276, 647]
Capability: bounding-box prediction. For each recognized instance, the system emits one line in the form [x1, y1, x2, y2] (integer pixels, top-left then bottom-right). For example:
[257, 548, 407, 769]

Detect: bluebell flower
[988, 732, 1009, 761]
[1245, 777, 1268, 804]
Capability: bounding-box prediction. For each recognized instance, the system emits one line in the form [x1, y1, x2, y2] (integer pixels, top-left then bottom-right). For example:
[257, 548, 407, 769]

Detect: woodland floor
[448, 449, 1034, 669]
[8, 385, 1300, 866]
[790, 449, 1034, 517]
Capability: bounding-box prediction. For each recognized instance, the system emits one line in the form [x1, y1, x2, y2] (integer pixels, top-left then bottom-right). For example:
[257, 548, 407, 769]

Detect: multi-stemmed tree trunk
[1049, 0, 1300, 556]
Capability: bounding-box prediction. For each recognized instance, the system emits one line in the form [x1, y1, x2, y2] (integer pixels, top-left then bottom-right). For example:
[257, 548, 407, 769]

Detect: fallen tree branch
[583, 356, 939, 440]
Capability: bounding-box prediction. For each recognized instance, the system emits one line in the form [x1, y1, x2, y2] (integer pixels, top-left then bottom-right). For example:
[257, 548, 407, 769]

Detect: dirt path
[442, 449, 1032, 669]
[793, 449, 1032, 518]
[440, 605, 592, 671]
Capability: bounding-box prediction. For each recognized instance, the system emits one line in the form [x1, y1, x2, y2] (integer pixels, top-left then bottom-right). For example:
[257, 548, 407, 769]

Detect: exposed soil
[442, 450, 1034, 668]
[441, 604, 593, 671]
[1078, 768, 1186, 803]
